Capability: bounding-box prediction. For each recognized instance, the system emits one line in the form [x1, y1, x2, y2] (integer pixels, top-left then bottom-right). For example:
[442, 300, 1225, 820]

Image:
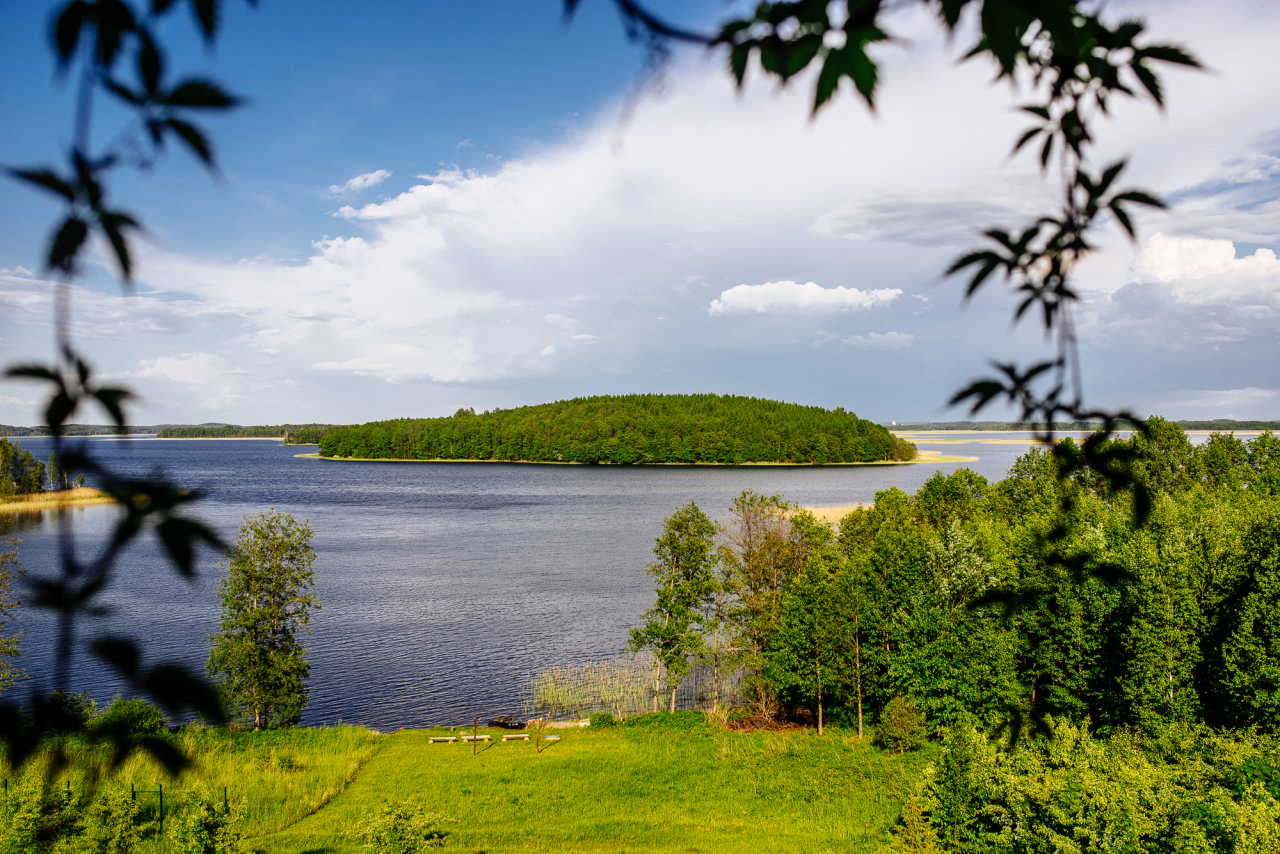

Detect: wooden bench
[428, 736, 457, 743]
[460, 734, 490, 742]
[501, 733, 530, 742]
[542, 735, 561, 741]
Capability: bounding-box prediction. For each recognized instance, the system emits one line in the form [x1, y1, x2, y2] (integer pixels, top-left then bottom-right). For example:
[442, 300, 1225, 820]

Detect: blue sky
[2, 0, 1278, 426]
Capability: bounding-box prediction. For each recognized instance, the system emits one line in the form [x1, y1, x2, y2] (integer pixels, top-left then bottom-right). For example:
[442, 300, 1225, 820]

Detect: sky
[1, 0, 1278, 427]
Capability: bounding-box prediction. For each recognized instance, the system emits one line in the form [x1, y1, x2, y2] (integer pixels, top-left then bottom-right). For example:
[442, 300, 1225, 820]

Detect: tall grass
[524, 655, 752, 720]
[1, 725, 382, 847]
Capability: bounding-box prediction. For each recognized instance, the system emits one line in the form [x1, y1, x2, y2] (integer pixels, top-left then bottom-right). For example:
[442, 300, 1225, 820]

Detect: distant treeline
[0, 424, 157, 437]
[319, 394, 917, 465]
[156, 425, 340, 444]
[892, 419, 1280, 431]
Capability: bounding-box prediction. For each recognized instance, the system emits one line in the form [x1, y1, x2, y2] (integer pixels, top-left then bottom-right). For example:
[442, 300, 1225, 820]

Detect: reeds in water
[524, 655, 751, 721]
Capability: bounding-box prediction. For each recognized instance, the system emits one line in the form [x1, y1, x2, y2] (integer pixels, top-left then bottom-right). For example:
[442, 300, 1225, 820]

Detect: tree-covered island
[317, 394, 917, 465]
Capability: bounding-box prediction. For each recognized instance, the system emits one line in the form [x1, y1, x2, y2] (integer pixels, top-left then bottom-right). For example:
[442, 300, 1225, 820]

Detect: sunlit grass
[262, 714, 932, 854]
[8, 725, 382, 846]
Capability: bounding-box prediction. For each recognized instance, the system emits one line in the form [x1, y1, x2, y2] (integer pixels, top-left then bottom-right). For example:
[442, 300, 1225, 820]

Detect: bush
[877, 697, 926, 753]
[588, 713, 619, 729]
[90, 696, 167, 737]
[0, 769, 79, 853]
[623, 711, 709, 733]
[824, 705, 861, 730]
[352, 800, 455, 853]
[167, 787, 245, 854]
[70, 785, 149, 854]
[42, 690, 95, 735]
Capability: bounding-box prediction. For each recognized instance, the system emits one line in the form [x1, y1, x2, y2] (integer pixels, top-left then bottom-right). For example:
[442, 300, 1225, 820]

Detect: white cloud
[328, 170, 392, 195]
[1134, 233, 1280, 286]
[134, 352, 248, 409]
[708, 281, 902, 316]
[842, 331, 914, 347]
[3, 0, 1272, 424]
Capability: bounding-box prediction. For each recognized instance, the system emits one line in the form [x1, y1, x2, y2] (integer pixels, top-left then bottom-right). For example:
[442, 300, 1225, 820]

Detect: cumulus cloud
[708, 281, 902, 316]
[328, 170, 391, 195]
[3, 1, 1274, 425]
[1132, 232, 1280, 303]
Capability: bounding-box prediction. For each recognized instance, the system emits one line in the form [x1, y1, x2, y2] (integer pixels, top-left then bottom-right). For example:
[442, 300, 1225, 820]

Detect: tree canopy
[318, 394, 915, 465]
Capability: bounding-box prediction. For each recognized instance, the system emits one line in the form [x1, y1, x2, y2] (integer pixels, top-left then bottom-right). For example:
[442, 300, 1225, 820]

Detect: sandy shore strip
[0, 487, 115, 514]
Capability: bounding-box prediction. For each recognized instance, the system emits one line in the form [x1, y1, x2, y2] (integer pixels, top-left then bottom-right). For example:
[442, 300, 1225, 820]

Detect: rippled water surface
[6, 432, 1049, 728]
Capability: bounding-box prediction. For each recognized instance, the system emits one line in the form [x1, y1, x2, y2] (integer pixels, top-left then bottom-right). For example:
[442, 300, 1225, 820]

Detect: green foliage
[90, 696, 168, 737]
[877, 697, 927, 754]
[43, 690, 97, 735]
[588, 712, 620, 729]
[920, 720, 1280, 854]
[154, 424, 340, 442]
[889, 795, 942, 854]
[318, 394, 916, 464]
[167, 787, 246, 854]
[207, 511, 320, 729]
[629, 501, 720, 712]
[0, 439, 46, 496]
[66, 785, 147, 854]
[0, 768, 79, 853]
[0, 538, 23, 695]
[622, 711, 709, 733]
[351, 800, 454, 852]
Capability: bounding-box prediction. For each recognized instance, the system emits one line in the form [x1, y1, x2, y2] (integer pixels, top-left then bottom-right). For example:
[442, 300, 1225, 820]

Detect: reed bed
[524, 655, 752, 720]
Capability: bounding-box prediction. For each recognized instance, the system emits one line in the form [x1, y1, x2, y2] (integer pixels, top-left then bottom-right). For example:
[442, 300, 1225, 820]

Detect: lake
[5, 432, 1044, 728]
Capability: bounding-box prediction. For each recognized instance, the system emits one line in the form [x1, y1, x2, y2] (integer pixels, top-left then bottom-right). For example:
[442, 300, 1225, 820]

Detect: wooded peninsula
[318, 394, 918, 465]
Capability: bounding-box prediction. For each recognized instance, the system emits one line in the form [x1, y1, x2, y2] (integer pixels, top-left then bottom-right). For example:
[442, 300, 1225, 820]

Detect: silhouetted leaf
[166, 79, 239, 108]
[90, 636, 141, 679]
[163, 118, 214, 165]
[8, 167, 75, 201]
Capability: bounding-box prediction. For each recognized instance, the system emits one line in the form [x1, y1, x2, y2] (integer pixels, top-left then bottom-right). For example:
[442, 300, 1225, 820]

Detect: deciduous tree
[207, 510, 320, 729]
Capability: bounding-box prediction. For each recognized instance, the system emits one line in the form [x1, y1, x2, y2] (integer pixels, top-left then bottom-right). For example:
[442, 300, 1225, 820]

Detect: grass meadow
[7, 714, 929, 851]
[261, 713, 931, 854]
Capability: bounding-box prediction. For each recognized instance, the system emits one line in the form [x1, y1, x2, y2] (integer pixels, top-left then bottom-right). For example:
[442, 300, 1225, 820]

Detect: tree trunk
[816, 656, 823, 736]
[854, 617, 864, 740]
[670, 685, 677, 713]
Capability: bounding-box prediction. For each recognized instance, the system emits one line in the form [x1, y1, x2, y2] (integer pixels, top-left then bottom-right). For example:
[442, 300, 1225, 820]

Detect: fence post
[472, 717, 478, 756]
[158, 782, 163, 839]
[224, 785, 228, 814]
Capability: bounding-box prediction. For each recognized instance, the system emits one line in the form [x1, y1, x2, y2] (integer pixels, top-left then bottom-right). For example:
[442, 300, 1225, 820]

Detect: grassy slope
[261, 717, 932, 854]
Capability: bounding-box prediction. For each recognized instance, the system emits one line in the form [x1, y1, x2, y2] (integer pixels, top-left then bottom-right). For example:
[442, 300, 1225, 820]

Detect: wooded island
[318, 394, 917, 465]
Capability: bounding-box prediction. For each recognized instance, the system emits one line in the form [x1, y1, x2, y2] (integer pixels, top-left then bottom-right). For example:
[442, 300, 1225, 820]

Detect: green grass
[8, 724, 382, 847]
[260, 713, 932, 853]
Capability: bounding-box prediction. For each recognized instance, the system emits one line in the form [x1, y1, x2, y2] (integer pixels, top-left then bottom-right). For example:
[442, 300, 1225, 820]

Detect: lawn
[259, 713, 932, 854]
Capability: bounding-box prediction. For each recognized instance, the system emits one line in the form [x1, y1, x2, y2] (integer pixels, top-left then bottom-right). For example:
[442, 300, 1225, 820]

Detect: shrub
[352, 800, 455, 853]
[877, 697, 926, 753]
[42, 690, 95, 735]
[90, 696, 167, 737]
[167, 787, 245, 854]
[623, 711, 708, 733]
[588, 713, 619, 729]
[70, 785, 149, 854]
[0, 770, 79, 853]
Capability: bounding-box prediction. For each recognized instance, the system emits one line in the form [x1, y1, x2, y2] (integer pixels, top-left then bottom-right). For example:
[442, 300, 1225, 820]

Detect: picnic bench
[460, 734, 491, 742]
[428, 736, 456, 743]
[501, 733, 530, 742]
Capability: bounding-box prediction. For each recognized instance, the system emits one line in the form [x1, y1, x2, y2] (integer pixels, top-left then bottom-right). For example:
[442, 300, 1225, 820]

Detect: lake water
[4, 431, 1052, 728]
